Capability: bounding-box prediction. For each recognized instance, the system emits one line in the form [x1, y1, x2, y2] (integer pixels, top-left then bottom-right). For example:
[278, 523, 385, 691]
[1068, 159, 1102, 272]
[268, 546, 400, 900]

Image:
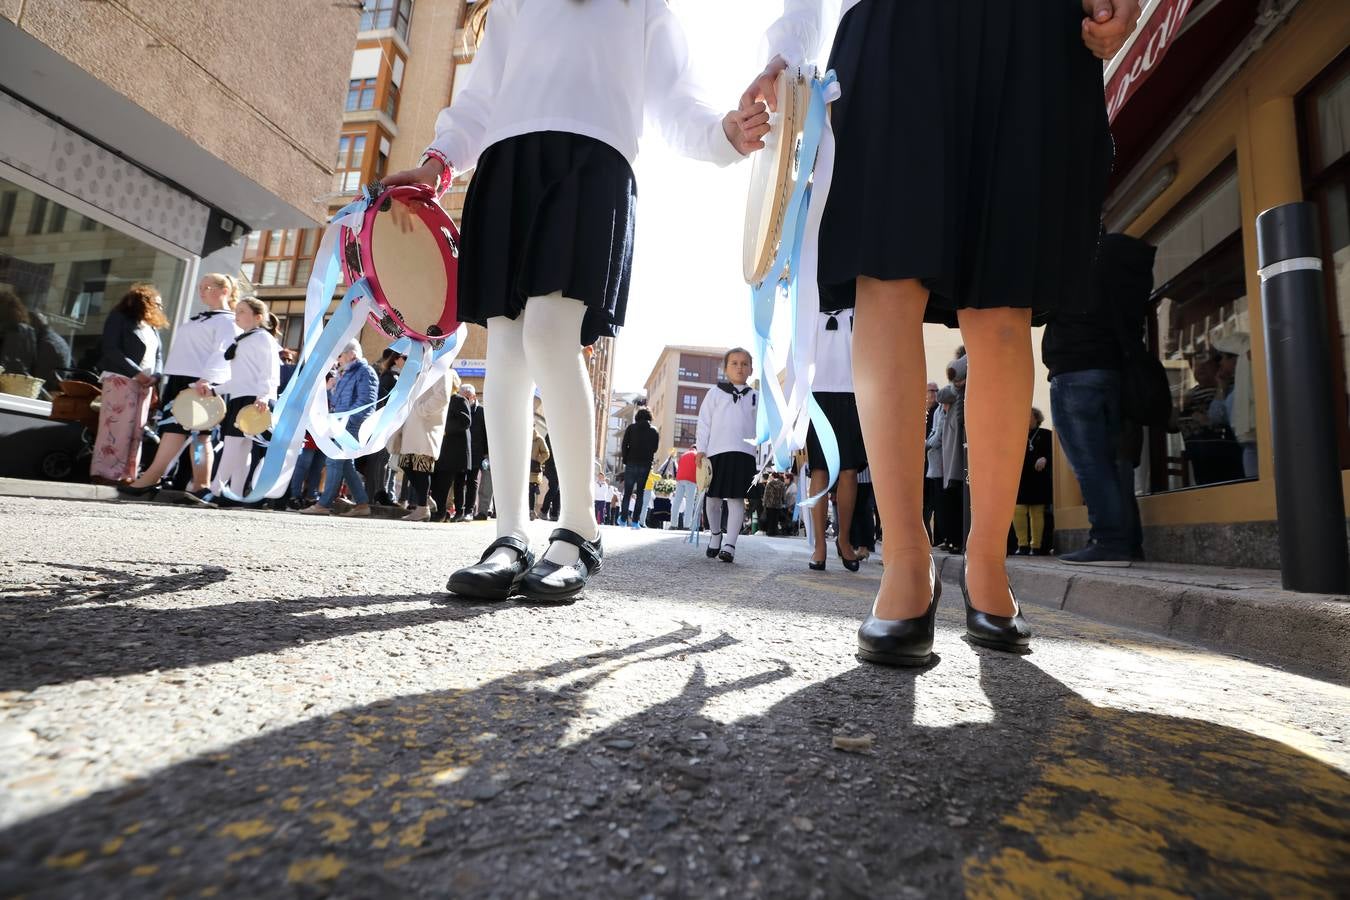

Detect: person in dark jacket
[361, 350, 404, 505]
[433, 379, 474, 522]
[618, 408, 660, 526]
[1013, 409, 1054, 555]
[303, 340, 378, 516]
[541, 433, 560, 521]
[1042, 232, 1156, 566]
[90, 284, 166, 483]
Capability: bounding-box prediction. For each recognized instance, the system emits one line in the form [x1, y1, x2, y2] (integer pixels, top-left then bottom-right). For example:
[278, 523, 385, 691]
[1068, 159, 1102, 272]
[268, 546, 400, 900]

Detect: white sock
[212, 436, 251, 496]
[522, 294, 598, 567]
[481, 314, 535, 567]
[724, 500, 745, 551]
[705, 496, 724, 550]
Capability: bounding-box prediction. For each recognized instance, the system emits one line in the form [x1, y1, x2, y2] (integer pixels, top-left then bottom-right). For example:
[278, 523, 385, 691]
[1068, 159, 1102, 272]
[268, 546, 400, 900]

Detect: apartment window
[347, 78, 378, 112]
[334, 133, 368, 195]
[46, 206, 67, 234]
[0, 192, 15, 237]
[678, 387, 706, 414]
[361, 0, 412, 41]
[27, 196, 48, 235]
[674, 420, 698, 448]
[384, 81, 400, 120]
[79, 214, 99, 232]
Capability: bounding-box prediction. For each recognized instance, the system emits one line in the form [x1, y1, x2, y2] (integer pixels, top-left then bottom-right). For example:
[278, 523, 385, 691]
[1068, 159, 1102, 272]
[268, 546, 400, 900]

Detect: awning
[1105, 0, 1198, 122]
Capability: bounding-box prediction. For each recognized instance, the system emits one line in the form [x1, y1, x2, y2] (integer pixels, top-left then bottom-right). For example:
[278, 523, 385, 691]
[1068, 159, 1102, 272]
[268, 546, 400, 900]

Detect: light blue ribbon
[750, 71, 840, 508]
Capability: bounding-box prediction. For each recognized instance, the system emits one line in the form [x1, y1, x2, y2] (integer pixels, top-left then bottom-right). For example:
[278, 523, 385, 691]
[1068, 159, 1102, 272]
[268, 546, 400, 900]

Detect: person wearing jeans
[1042, 233, 1156, 566]
[669, 445, 699, 529]
[618, 408, 659, 526]
[302, 340, 378, 517]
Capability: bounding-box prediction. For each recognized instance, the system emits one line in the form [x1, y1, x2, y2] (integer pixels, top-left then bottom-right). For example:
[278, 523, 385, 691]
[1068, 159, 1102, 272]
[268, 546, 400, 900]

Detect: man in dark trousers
[470, 389, 491, 519]
[1042, 232, 1157, 566]
[619, 408, 660, 527]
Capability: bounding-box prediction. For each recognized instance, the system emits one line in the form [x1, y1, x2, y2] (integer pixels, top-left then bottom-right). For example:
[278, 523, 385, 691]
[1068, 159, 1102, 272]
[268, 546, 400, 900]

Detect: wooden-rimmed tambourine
[170, 388, 227, 431]
[743, 64, 819, 287]
[236, 404, 273, 437]
[341, 183, 460, 347]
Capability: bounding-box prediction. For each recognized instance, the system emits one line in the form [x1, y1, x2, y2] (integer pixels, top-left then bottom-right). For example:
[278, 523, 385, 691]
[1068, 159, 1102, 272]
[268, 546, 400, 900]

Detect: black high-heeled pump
[836, 539, 860, 573]
[856, 560, 941, 667]
[960, 563, 1031, 653]
[808, 558, 826, 571]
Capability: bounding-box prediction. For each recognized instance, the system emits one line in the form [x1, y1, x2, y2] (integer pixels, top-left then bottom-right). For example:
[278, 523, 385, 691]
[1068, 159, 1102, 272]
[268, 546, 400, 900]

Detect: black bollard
[1256, 201, 1350, 594]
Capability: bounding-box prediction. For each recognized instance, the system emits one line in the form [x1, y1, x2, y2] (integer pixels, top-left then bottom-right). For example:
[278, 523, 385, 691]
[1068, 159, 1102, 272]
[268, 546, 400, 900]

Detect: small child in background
[593, 470, 610, 526]
[695, 348, 759, 563]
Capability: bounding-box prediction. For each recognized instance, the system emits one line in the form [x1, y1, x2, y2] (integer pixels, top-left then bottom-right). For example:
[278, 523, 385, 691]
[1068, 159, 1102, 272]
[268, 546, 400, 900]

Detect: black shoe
[519, 528, 603, 602]
[447, 536, 535, 601]
[808, 558, 826, 571]
[116, 482, 158, 498]
[857, 567, 942, 667]
[1059, 543, 1133, 567]
[836, 539, 860, 573]
[960, 564, 1031, 653]
[706, 532, 723, 559]
[718, 545, 735, 564]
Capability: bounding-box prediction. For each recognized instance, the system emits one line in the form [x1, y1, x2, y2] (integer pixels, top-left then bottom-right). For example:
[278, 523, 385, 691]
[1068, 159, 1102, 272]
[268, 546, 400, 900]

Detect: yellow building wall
[1056, 0, 1350, 533]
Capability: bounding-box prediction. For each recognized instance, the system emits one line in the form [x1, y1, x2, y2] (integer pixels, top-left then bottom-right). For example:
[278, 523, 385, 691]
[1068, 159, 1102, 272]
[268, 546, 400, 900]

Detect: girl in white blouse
[209, 297, 281, 502]
[384, 0, 768, 602]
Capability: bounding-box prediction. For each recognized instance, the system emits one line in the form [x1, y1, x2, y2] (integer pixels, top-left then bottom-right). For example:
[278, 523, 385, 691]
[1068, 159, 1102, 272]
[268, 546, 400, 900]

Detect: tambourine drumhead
[171, 388, 226, 431]
[696, 457, 713, 493]
[743, 66, 817, 286]
[342, 185, 460, 344]
[236, 404, 273, 437]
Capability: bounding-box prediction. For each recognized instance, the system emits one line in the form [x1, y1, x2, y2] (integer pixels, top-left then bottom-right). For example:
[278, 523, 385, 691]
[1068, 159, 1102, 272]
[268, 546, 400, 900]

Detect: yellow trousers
[1013, 504, 1046, 550]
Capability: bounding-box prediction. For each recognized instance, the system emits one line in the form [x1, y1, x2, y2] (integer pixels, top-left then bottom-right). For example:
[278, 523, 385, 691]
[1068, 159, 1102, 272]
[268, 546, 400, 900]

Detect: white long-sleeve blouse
[425, 0, 743, 174]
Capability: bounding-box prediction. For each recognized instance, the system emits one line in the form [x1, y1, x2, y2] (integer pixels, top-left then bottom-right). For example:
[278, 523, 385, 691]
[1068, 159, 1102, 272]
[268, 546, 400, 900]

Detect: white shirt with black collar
[696, 382, 759, 459]
[164, 309, 240, 384]
[813, 309, 854, 393]
[221, 329, 281, 401]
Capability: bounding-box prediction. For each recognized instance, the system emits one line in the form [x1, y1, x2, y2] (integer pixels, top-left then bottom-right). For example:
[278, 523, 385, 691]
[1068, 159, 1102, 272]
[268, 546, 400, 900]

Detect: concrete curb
[0, 477, 117, 502]
[934, 553, 1350, 685]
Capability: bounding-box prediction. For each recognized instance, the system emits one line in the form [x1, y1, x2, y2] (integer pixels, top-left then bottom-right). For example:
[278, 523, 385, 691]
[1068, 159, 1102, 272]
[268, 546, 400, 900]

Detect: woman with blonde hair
[208, 296, 281, 502]
[93, 283, 167, 484]
[119, 273, 241, 500]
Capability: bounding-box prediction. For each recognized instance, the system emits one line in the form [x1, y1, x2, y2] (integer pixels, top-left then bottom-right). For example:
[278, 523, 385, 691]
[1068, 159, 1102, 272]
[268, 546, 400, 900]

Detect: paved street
[1, 496, 1347, 899]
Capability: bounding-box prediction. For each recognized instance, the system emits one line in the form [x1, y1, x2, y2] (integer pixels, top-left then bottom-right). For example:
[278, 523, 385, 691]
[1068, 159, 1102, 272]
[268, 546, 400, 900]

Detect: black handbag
[1115, 314, 1173, 430]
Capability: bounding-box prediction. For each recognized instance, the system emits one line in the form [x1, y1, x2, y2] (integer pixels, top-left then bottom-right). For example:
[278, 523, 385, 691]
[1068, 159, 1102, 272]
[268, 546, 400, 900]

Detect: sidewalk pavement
[2, 476, 1345, 683]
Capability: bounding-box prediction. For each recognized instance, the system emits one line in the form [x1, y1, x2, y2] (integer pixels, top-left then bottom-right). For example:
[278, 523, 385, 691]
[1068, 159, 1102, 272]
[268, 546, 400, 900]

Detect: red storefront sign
[1106, 0, 1196, 122]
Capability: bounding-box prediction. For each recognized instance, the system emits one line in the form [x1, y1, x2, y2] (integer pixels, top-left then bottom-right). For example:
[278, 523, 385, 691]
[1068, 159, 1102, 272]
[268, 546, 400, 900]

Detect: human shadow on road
[0, 562, 513, 692]
[2, 628, 1345, 899]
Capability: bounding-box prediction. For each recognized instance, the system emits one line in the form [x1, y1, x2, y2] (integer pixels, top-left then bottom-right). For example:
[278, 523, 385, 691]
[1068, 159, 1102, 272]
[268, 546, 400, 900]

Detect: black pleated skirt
[807, 391, 867, 472]
[707, 451, 758, 500]
[818, 0, 1113, 326]
[220, 394, 256, 439]
[458, 131, 637, 347]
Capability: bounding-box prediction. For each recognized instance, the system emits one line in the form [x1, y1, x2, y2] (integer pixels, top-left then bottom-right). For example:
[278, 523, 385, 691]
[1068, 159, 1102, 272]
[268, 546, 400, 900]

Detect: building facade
[1053, 0, 1350, 567]
[0, 0, 358, 419]
[643, 346, 729, 462]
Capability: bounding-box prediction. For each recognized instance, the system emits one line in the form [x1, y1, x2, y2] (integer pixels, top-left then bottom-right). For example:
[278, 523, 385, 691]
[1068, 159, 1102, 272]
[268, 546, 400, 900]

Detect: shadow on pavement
[0, 561, 513, 692]
[1, 628, 1345, 898]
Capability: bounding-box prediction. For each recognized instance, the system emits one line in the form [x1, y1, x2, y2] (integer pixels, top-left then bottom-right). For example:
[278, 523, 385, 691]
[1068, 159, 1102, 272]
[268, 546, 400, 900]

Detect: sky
[618, 0, 781, 393]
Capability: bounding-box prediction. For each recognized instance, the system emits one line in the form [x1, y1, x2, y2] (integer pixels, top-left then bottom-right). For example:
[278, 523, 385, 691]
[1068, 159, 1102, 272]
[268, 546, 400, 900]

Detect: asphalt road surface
[1, 497, 1347, 898]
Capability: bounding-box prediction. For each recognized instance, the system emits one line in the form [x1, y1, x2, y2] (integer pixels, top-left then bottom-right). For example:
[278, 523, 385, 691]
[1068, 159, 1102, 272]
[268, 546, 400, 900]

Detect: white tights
[705, 496, 745, 551]
[482, 293, 599, 567]
[211, 435, 253, 497]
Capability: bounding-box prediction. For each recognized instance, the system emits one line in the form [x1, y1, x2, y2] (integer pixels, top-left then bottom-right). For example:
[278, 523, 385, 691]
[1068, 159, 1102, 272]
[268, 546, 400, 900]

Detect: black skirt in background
[818, 0, 1113, 326]
[806, 390, 867, 472]
[220, 394, 257, 439]
[458, 131, 637, 347]
[707, 452, 758, 500]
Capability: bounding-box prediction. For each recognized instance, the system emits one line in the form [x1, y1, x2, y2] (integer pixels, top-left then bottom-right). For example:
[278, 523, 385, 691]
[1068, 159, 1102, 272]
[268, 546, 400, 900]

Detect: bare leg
[834, 469, 859, 558]
[128, 432, 188, 488]
[957, 306, 1033, 617]
[854, 277, 932, 618]
[809, 469, 829, 563]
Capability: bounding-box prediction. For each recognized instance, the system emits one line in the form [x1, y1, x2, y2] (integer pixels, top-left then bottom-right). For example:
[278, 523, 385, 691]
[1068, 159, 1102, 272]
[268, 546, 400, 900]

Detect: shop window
[1145, 159, 1255, 493]
[361, 0, 412, 41]
[0, 175, 186, 375]
[1301, 51, 1350, 465]
[334, 133, 368, 195]
[347, 78, 378, 112]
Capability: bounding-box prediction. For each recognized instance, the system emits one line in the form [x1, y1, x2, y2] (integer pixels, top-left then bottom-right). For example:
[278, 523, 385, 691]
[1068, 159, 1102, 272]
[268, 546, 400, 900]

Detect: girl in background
[696, 348, 759, 564]
[210, 297, 280, 502]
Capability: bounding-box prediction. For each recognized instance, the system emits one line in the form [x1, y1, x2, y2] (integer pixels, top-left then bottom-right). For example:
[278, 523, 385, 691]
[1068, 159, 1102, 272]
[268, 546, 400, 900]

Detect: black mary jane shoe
[960, 564, 1032, 653]
[836, 539, 861, 573]
[718, 545, 736, 564]
[518, 528, 603, 602]
[705, 532, 723, 560]
[856, 564, 942, 667]
[116, 482, 159, 498]
[446, 535, 536, 601]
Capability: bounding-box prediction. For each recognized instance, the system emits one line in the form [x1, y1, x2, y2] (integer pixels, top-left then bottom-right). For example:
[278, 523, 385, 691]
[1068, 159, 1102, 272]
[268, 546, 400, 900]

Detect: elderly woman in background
[92, 283, 166, 484]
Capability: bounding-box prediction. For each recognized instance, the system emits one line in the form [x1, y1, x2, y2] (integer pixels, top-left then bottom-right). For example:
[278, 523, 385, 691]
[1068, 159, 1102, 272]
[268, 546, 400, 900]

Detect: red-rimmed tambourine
[340, 182, 460, 347]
